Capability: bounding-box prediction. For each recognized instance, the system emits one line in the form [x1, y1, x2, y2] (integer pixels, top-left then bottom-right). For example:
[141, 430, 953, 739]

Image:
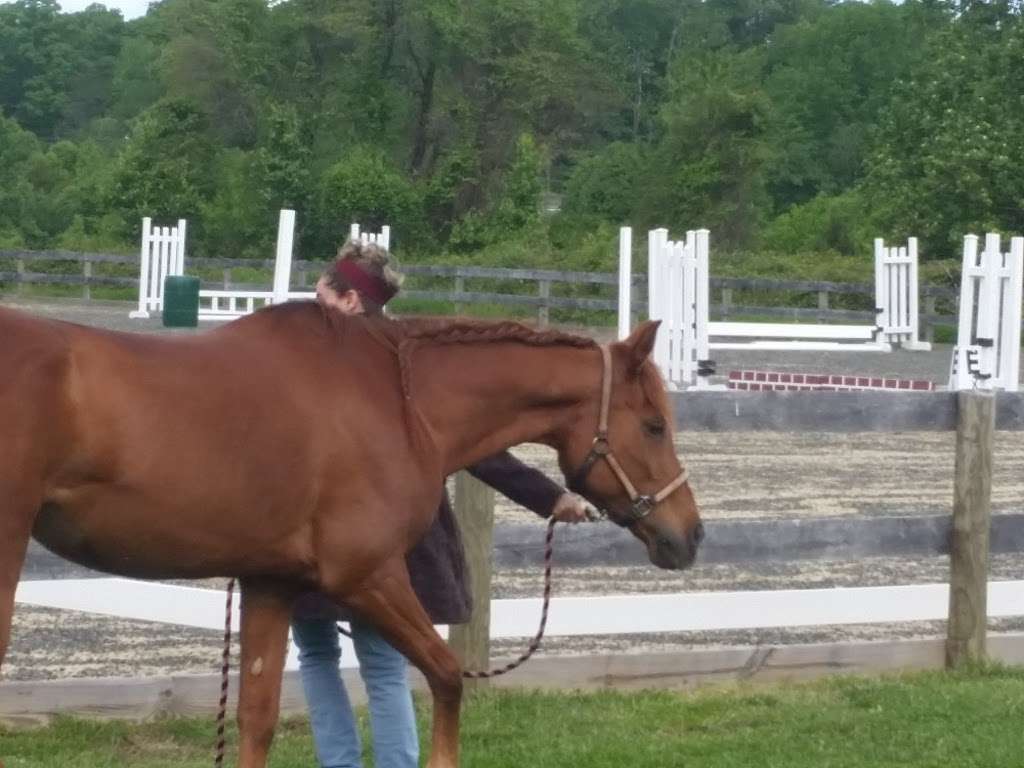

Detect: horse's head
[558, 321, 703, 570]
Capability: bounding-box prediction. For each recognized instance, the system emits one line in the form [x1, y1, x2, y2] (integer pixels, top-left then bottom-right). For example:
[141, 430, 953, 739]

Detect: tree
[639, 51, 772, 248]
[107, 99, 217, 241]
[762, 0, 947, 210]
[864, 14, 1024, 255]
[313, 146, 424, 256]
[0, 1, 126, 139]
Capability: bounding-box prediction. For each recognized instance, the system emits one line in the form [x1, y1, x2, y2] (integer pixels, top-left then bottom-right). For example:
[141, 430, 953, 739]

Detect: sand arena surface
[4, 297, 1022, 681]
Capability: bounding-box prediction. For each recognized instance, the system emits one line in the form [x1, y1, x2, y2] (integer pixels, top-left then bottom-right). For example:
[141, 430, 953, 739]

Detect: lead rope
[214, 577, 236, 767]
[214, 519, 561, 764]
[462, 516, 558, 678]
[338, 517, 560, 677]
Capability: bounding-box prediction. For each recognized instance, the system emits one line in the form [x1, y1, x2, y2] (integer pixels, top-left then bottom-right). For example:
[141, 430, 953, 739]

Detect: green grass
[3, 667, 1024, 767]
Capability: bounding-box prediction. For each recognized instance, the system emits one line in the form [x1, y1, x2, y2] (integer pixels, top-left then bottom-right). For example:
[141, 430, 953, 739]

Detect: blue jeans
[292, 616, 419, 768]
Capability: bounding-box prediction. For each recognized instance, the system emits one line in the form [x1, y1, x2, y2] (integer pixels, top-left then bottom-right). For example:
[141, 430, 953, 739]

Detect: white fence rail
[15, 577, 1024, 671]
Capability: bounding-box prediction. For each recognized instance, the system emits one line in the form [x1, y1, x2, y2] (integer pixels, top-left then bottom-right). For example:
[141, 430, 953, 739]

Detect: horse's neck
[414, 341, 599, 475]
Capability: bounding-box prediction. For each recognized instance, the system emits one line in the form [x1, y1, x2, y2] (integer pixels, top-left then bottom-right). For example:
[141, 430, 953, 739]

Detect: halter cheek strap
[568, 345, 689, 528]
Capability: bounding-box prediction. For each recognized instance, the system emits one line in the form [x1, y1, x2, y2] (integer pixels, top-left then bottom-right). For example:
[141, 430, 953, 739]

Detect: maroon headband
[335, 258, 398, 305]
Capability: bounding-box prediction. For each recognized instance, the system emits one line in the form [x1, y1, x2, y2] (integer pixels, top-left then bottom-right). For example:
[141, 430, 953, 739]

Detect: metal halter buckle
[630, 495, 656, 520]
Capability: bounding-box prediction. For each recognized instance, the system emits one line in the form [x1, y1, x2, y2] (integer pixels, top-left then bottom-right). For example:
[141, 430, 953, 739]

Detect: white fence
[875, 237, 928, 351]
[624, 228, 932, 389]
[16, 576, 1024, 672]
[129, 218, 187, 319]
[130, 211, 391, 322]
[949, 233, 1024, 392]
[350, 222, 390, 250]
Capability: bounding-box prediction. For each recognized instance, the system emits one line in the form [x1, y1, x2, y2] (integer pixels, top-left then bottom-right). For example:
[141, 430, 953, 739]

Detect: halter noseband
[568, 345, 689, 528]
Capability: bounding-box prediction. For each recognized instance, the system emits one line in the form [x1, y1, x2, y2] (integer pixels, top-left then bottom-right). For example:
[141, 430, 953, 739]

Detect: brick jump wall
[727, 370, 936, 392]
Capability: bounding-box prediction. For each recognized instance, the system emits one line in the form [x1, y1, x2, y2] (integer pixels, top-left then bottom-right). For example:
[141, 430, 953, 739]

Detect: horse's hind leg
[235, 578, 295, 768]
[332, 557, 464, 768]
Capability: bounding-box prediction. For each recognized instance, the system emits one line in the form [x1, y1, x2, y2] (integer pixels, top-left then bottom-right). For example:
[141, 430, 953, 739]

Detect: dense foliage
[0, 0, 1020, 268]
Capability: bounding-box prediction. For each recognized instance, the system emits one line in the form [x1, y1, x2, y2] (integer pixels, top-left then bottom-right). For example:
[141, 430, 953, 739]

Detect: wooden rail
[1, 249, 966, 335]
[452, 390, 1006, 673]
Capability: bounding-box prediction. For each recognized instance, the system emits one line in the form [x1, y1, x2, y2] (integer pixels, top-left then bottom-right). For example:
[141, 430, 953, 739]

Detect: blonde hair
[324, 240, 404, 314]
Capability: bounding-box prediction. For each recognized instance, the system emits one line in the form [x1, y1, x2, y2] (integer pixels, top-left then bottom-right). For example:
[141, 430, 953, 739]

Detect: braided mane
[390, 317, 598, 399]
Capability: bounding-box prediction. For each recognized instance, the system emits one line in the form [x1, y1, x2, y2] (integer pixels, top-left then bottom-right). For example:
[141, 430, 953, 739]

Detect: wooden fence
[0, 249, 965, 333]
[5, 390, 1024, 720]
[448, 389, 1018, 687]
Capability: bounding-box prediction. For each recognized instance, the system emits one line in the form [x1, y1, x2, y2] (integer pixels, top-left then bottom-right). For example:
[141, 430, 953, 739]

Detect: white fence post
[173, 219, 187, 276]
[949, 233, 1023, 392]
[1003, 238, 1024, 392]
[694, 229, 712, 389]
[130, 217, 154, 319]
[617, 227, 632, 341]
[648, 228, 670, 381]
[272, 209, 296, 305]
[908, 237, 923, 349]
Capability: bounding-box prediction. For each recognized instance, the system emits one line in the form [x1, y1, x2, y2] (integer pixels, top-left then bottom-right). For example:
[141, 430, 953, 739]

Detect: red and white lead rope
[462, 516, 557, 678]
[214, 518, 561, 763]
[214, 577, 236, 767]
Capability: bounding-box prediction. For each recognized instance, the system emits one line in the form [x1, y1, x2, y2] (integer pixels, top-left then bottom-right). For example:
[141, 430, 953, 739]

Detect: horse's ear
[623, 320, 660, 376]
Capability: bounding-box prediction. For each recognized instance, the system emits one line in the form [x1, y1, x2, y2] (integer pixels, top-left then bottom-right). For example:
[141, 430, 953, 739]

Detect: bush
[313, 146, 426, 258]
[562, 142, 646, 223]
[761, 190, 875, 257]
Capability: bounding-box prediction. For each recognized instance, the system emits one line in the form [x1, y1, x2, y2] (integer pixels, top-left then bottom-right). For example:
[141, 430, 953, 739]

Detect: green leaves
[107, 99, 217, 240]
[865, 15, 1024, 256]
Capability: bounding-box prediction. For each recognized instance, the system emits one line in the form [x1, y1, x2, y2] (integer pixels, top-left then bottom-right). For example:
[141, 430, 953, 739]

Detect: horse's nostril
[693, 522, 705, 546]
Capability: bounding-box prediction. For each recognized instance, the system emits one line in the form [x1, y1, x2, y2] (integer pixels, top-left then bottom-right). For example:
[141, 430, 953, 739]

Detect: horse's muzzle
[651, 522, 704, 571]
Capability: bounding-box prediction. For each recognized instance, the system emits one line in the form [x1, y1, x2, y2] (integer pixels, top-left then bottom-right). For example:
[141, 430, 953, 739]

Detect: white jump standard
[632, 228, 931, 389]
[948, 233, 1023, 392]
[130, 211, 391, 322]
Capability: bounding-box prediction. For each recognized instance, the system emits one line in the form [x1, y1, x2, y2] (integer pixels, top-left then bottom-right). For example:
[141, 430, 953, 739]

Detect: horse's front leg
[330, 557, 463, 768]
[0, 476, 40, 676]
[236, 578, 295, 768]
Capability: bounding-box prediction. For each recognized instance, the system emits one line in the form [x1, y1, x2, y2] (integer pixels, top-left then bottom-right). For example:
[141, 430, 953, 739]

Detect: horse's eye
[644, 420, 666, 438]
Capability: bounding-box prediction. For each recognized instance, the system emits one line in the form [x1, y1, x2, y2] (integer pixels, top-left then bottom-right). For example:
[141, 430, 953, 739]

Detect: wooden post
[448, 471, 495, 690]
[817, 290, 829, 323]
[16, 258, 25, 295]
[538, 280, 551, 328]
[454, 276, 465, 315]
[83, 259, 92, 300]
[297, 269, 307, 289]
[721, 287, 733, 320]
[946, 390, 995, 669]
[223, 269, 231, 290]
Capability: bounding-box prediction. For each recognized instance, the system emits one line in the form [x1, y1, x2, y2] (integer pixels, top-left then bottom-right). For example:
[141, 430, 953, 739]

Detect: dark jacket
[293, 451, 564, 624]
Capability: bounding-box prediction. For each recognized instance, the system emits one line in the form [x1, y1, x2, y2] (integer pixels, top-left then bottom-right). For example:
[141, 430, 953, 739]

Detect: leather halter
[568, 345, 689, 528]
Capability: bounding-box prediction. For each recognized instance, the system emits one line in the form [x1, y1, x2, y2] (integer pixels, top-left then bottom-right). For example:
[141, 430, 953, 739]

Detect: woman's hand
[550, 492, 591, 524]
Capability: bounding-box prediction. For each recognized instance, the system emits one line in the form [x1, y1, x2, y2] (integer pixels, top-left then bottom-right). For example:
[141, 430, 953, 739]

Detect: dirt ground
[3, 297, 1022, 682]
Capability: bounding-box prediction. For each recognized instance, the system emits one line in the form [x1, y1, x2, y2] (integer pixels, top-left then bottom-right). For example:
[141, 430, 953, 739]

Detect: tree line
[1, 0, 1021, 271]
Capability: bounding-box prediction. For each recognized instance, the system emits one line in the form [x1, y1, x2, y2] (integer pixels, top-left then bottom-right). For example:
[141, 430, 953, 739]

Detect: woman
[293, 240, 588, 768]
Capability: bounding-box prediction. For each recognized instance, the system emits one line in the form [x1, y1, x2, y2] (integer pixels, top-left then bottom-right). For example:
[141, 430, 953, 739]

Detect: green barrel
[162, 275, 200, 328]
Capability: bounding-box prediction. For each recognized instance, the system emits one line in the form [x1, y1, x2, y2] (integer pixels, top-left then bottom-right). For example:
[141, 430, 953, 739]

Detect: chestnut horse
[0, 302, 702, 767]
